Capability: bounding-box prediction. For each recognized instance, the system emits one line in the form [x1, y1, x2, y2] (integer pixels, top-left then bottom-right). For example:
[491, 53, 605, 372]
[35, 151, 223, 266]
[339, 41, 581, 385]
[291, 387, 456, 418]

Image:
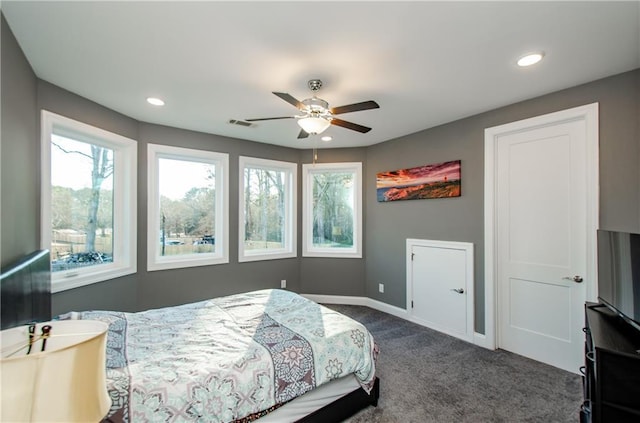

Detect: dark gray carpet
[323, 304, 583, 423]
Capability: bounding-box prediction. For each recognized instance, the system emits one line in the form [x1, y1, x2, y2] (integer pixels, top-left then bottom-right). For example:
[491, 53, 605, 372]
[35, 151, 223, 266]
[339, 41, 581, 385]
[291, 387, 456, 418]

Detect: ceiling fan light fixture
[297, 116, 331, 135]
[247, 79, 378, 138]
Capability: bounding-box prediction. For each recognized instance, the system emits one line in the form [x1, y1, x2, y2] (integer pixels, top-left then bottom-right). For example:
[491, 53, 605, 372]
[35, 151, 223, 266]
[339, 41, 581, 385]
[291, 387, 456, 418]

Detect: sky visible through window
[159, 158, 214, 199]
[51, 135, 113, 188]
[52, 136, 210, 200]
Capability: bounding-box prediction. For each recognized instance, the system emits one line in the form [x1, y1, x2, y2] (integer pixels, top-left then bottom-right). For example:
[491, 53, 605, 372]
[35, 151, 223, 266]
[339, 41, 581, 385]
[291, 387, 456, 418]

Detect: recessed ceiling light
[146, 97, 165, 106]
[517, 52, 544, 67]
[321, 136, 333, 142]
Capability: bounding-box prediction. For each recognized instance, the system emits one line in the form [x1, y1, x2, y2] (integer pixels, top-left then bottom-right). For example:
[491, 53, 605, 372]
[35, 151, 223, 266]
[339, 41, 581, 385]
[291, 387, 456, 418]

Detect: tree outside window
[41, 110, 137, 292]
[311, 172, 355, 248]
[239, 157, 296, 262]
[157, 158, 216, 256]
[50, 136, 114, 271]
[303, 162, 362, 258]
[147, 144, 228, 271]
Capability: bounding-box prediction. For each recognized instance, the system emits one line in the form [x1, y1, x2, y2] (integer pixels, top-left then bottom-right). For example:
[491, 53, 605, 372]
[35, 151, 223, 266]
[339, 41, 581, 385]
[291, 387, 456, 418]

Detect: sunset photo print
[376, 160, 461, 202]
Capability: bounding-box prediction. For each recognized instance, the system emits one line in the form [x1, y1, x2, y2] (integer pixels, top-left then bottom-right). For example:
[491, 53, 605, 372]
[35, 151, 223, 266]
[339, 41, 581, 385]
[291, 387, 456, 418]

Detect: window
[147, 144, 228, 271]
[41, 110, 137, 292]
[239, 156, 297, 262]
[302, 162, 362, 258]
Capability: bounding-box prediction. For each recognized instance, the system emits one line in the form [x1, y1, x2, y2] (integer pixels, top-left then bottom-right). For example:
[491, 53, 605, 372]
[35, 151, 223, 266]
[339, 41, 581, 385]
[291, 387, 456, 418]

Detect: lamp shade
[297, 116, 331, 135]
[1, 320, 111, 422]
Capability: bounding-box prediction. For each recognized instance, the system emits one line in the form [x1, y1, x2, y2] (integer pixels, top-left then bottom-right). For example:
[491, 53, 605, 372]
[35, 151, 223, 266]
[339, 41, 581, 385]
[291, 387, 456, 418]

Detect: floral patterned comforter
[64, 289, 377, 423]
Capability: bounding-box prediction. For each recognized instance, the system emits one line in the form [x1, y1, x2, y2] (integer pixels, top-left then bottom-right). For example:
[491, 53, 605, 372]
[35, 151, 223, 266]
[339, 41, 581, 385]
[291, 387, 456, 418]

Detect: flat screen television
[597, 229, 640, 330]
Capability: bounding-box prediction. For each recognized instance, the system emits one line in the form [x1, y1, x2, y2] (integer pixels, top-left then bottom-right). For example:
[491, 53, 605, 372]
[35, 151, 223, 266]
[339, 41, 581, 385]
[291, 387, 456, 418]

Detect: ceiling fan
[245, 79, 380, 139]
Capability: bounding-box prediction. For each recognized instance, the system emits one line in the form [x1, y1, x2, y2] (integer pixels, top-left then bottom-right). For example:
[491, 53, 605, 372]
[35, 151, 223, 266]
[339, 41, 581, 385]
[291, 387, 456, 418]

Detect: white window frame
[238, 156, 297, 262]
[147, 144, 229, 271]
[41, 110, 137, 293]
[302, 162, 362, 258]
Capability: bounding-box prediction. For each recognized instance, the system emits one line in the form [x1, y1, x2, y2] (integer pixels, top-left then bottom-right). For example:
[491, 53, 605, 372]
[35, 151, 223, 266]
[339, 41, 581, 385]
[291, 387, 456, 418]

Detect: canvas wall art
[376, 160, 461, 202]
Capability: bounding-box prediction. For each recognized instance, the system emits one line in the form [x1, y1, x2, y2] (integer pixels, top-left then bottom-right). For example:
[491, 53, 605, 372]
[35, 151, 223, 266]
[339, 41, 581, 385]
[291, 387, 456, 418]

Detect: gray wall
[365, 69, 640, 333]
[0, 14, 311, 315]
[39, 83, 306, 313]
[135, 123, 302, 310]
[299, 148, 368, 296]
[2, 14, 639, 331]
[1, 14, 38, 267]
[36, 80, 140, 313]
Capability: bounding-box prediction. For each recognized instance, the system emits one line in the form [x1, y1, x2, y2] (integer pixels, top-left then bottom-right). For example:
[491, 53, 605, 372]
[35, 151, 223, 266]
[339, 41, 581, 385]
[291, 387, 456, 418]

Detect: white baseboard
[366, 297, 409, 318]
[301, 293, 492, 350]
[302, 294, 371, 307]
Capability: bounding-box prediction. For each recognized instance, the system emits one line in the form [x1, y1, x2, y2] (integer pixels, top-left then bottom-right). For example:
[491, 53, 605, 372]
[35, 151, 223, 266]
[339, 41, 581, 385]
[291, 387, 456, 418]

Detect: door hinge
[411, 252, 415, 261]
[411, 300, 414, 308]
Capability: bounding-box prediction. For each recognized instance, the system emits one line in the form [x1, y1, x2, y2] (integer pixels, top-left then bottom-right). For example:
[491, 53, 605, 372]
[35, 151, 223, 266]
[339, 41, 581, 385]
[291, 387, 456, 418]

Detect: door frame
[483, 103, 600, 350]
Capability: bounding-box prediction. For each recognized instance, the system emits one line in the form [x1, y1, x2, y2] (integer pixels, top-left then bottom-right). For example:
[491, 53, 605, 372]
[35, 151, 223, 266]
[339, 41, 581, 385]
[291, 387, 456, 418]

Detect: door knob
[563, 275, 583, 283]
[451, 288, 465, 294]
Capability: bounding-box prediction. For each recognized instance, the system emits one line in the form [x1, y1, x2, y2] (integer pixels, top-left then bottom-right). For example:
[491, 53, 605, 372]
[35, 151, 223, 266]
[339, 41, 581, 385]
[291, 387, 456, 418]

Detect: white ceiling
[2, 1, 639, 149]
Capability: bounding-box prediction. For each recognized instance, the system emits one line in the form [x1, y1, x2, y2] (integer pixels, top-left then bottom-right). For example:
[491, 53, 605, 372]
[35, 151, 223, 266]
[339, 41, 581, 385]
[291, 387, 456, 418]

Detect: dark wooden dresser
[581, 303, 640, 422]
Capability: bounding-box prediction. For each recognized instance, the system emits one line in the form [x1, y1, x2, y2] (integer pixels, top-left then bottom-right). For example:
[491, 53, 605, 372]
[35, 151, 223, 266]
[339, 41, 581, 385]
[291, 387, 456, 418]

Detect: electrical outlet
[281, 279, 286, 289]
[378, 283, 384, 293]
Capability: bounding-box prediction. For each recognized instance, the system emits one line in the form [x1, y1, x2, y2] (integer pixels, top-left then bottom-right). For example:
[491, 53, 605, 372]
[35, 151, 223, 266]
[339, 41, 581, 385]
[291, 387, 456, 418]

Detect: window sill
[52, 265, 136, 293]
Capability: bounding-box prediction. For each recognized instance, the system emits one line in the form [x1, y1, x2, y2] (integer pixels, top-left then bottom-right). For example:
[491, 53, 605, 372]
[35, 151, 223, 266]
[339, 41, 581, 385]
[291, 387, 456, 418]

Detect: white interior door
[495, 117, 592, 373]
[408, 239, 474, 342]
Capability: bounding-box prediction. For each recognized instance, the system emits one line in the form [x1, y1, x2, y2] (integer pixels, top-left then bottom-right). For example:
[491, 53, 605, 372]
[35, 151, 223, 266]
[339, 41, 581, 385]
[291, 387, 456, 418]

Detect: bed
[1, 250, 380, 422]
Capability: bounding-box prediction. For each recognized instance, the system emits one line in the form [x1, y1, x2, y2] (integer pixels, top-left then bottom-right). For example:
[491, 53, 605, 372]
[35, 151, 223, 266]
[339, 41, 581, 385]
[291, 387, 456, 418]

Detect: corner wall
[134, 123, 302, 310]
[298, 147, 368, 296]
[365, 69, 640, 334]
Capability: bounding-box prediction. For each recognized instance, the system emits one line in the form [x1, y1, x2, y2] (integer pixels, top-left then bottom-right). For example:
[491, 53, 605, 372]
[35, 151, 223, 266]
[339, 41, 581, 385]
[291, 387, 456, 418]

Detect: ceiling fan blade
[273, 92, 304, 110]
[297, 129, 309, 139]
[244, 116, 295, 122]
[330, 100, 380, 115]
[330, 118, 372, 133]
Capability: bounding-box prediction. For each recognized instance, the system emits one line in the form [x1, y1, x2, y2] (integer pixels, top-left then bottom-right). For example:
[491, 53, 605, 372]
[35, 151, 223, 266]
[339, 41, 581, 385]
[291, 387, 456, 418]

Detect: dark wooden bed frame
[298, 376, 379, 422]
[0, 250, 379, 421]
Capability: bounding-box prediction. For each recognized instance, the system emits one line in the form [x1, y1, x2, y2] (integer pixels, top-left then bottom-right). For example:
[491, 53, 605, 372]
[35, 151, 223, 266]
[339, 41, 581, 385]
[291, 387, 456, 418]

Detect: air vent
[228, 119, 253, 127]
